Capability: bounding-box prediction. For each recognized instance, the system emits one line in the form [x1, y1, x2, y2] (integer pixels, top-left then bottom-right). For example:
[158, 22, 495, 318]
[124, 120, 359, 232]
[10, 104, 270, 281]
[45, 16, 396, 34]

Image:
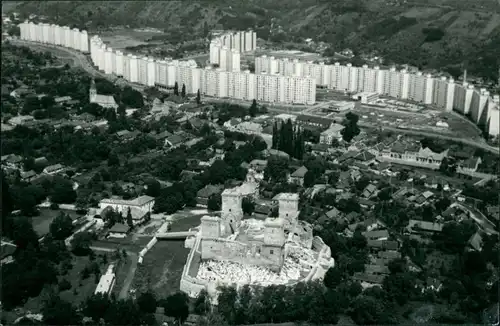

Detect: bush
[50, 203, 59, 210]
[58, 279, 72, 292]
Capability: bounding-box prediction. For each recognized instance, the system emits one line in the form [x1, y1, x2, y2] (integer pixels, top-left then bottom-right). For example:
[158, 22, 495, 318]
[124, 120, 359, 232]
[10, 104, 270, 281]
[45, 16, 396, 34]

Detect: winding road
[10, 39, 499, 155]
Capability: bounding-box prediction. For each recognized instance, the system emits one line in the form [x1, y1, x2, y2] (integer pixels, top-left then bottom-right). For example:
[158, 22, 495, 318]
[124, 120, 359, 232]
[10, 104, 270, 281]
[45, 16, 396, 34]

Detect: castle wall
[201, 237, 283, 272]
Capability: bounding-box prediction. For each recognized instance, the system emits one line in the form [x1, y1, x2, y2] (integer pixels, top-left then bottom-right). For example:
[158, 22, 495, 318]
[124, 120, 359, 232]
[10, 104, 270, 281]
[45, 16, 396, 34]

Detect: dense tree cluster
[341, 112, 361, 142]
[272, 119, 305, 160]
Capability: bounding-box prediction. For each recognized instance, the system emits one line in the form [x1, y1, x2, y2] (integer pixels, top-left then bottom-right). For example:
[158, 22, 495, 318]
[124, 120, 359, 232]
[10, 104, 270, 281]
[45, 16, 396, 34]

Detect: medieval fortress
[180, 185, 335, 301]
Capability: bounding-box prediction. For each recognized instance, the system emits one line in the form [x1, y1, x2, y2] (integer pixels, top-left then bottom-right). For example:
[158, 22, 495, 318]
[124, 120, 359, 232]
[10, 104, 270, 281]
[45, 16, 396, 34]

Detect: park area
[131, 212, 205, 298]
[2, 252, 127, 325]
[31, 208, 85, 238]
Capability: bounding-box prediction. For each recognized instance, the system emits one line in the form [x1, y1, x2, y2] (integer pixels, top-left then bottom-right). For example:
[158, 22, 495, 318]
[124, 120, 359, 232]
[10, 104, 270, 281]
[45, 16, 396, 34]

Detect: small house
[288, 166, 308, 186]
[43, 163, 64, 175]
[107, 223, 130, 239]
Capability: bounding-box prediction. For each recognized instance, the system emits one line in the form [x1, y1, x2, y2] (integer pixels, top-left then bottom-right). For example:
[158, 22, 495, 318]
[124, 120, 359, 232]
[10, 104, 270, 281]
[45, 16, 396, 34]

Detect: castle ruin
[180, 185, 335, 301]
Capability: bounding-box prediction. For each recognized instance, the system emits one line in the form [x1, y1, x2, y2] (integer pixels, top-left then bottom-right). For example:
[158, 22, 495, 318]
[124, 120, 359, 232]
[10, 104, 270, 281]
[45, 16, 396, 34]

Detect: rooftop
[290, 166, 308, 178]
[321, 124, 344, 135]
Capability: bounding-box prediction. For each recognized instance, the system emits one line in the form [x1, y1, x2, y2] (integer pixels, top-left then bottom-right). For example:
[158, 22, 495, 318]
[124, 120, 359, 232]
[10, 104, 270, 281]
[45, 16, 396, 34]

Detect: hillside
[7, 0, 500, 83]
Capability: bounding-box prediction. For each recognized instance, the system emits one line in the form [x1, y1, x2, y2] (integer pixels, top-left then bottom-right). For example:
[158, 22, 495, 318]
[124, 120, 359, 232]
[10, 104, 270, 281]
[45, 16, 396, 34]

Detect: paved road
[359, 123, 500, 155]
[451, 202, 498, 235]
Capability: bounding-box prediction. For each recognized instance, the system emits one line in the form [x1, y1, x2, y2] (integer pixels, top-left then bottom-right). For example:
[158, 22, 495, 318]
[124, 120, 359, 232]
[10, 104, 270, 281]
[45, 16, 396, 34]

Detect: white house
[99, 195, 155, 225]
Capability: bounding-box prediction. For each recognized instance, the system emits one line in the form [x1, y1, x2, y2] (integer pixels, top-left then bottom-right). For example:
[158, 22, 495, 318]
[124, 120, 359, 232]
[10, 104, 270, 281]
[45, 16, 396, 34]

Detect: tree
[341, 112, 360, 142]
[82, 293, 112, 322]
[163, 292, 189, 324]
[207, 193, 222, 211]
[71, 231, 93, 256]
[303, 170, 316, 188]
[105, 299, 143, 326]
[145, 179, 161, 197]
[272, 121, 279, 149]
[181, 84, 186, 98]
[42, 295, 80, 326]
[137, 291, 157, 314]
[249, 99, 258, 117]
[241, 197, 255, 215]
[324, 267, 343, 288]
[11, 217, 39, 250]
[50, 177, 77, 204]
[174, 82, 179, 96]
[196, 89, 201, 104]
[107, 151, 120, 167]
[194, 289, 210, 315]
[49, 212, 74, 240]
[350, 295, 390, 325]
[22, 95, 40, 114]
[126, 207, 133, 228]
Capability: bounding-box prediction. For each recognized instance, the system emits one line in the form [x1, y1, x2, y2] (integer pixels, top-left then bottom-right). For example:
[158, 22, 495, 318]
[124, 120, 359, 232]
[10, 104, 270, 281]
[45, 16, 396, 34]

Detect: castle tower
[277, 193, 300, 230]
[200, 215, 221, 238]
[89, 79, 97, 103]
[262, 217, 286, 272]
[221, 188, 243, 235]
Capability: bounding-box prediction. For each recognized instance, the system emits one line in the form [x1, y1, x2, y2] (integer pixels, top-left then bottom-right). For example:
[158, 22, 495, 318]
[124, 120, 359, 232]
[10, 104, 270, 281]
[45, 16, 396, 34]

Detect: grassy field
[99, 28, 167, 50]
[31, 208, 84, 237]
[130, 212, 203, 298]
[132, 240, 189, 298]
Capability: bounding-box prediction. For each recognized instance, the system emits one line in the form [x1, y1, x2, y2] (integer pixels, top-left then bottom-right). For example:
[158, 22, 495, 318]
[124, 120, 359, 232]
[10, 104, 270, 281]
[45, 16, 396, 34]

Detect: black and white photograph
[1, 1, 499, 325]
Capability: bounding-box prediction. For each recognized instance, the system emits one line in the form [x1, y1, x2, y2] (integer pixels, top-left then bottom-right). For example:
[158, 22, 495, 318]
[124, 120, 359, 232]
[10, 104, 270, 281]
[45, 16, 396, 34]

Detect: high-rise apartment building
[115, 51, 124, 77]
[104, 48, 114, 74]
[147, 58, 156, 87]
[432, 77, 455, 112]
[453, 83, 475, 115]
[129, 55, 139, 83]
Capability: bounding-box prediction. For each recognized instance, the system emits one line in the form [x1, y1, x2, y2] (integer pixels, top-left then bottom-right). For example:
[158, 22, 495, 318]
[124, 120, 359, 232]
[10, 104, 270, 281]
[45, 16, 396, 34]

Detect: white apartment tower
[147, 58, 156, 87]
[453, 83, 475, 115]
[104, 48, 113, 74]
[115, 51, 124, 77]
[432, 77, 455, 111]
[129, 55, 139, 83]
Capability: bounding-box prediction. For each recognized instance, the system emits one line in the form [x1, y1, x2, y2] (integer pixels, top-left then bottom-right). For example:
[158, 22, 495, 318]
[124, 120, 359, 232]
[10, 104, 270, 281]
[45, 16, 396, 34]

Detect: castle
[180, 186, 335, 300]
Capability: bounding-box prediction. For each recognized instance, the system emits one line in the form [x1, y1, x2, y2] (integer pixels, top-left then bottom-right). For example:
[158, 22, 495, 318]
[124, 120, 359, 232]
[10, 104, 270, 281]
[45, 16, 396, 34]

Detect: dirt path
[118, 251, 138, 300]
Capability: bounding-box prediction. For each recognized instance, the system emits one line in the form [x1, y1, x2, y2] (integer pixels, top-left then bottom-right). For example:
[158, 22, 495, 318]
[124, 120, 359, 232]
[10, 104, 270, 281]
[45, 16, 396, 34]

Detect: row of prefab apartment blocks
[19, 21, 500, 137]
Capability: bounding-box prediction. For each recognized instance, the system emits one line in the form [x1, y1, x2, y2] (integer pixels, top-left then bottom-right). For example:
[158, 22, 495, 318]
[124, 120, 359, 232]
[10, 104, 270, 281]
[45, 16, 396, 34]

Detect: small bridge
[156, 231, 197, 240]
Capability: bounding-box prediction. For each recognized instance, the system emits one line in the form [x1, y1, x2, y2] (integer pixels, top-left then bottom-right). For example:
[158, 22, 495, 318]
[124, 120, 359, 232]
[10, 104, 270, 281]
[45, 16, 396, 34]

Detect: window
[270, 249, 274, 255]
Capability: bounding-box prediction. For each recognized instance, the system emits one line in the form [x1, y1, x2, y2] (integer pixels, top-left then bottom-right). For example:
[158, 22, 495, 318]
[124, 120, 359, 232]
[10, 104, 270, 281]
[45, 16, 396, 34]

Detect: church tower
[89, 79, 97, 103]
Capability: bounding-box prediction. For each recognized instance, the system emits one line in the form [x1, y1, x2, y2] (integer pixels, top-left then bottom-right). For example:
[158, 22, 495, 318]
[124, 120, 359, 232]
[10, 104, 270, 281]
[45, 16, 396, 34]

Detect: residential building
[319, 124, 344, 144]
[43, 163, 64, 175]
[296, 115, 332, 129]
[288, 166, 308, 186]
[108, 223, 130, 239]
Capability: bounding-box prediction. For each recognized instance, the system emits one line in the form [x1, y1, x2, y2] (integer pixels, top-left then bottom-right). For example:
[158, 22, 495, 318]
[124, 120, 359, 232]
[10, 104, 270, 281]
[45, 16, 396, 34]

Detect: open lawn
[130, 212, 203, 298]
[132, 240, 189, 298]
[99, 28, 167, 50]
[31, 208, 84, 237]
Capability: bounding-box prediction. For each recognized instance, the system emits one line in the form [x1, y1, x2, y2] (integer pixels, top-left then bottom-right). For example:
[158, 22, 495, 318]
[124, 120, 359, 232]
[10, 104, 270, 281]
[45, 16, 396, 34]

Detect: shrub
[58, 279, 72, 292]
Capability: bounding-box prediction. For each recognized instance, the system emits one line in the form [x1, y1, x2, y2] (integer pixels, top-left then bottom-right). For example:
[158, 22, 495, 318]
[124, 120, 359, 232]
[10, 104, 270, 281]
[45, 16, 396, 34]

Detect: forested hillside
[8, 0, 500, 82]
